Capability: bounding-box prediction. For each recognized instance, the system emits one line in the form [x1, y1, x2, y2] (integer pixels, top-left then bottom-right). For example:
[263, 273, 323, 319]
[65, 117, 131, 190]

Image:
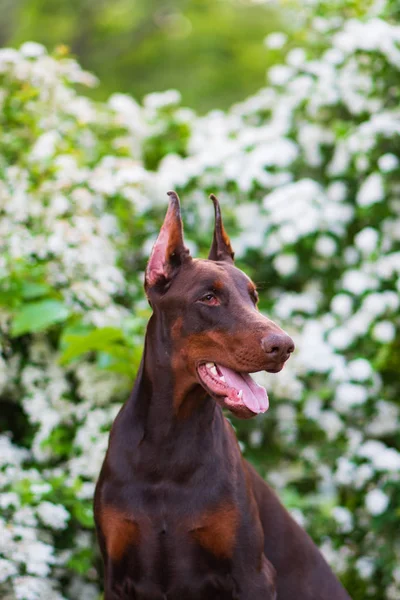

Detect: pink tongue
[217, 365, 269, 414]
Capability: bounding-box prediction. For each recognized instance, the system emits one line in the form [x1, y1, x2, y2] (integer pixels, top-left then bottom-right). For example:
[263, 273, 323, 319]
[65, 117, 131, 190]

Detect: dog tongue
[217, 365, 269, 414]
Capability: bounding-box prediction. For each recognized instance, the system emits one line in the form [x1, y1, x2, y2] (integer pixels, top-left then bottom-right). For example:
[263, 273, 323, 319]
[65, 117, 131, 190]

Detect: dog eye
[198, 293, 220, 306]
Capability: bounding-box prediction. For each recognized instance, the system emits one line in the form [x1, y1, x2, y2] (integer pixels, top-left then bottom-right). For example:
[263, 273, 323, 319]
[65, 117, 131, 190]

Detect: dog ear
[208, 194, 235, 263]
[145, 191, 191, 293]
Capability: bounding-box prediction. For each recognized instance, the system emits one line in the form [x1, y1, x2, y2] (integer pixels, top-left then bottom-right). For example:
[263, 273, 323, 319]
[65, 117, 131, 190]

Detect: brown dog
[94, 192, 351, 599]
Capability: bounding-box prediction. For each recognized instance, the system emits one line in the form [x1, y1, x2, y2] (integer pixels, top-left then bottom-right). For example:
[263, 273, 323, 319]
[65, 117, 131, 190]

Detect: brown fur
[190, 503, 239, 558]
[100, 506, 140, 561]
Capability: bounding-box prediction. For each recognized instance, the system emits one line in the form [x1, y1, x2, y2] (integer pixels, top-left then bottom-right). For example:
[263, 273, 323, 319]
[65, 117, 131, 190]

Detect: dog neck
[123, 314, 223, 458]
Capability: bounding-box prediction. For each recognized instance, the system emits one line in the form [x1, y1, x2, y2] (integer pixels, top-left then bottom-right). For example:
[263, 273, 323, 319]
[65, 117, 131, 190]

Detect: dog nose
[261, 333, 295, 363]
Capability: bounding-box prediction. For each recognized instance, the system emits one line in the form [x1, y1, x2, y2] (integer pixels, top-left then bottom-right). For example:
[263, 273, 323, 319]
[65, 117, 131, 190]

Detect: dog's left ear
[208, 194, 235, 263]
[145, 191, 191, 293]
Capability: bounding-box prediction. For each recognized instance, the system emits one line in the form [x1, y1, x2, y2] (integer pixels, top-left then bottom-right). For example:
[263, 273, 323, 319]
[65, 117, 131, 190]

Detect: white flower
[264, 32, 287, 49]
[344, 247, 359, 265]
[273, 254, 298, 276]
[323, 48, 345, 65]
[13, 539, 55, 577]
[327, 181, 347, 203]
[263, 179, 324, 240]
[354, 227, 379, 255]
[355, 155, 369, 172]
[331, 294, 353, 318]
[363, 292, 391, 316]
[334, 457, 354, 485]
[30, 482, 52, 496]
[358, 440, 400, 471]
[372, 321, 395, 343]
[378, 153, 399, 172]
[30, 131, 60, 161]
[36, 501, 70, 530]
[67, 578, 99, 600]
[353, 463, 374, 489]
[327, 143, 350, 175]
[348, 358, 373, 381]
[268, 65, 294, 86]
[347, 428, 363, 453]
[13, 575, 65, 600]
[287, 48, 307, 67]
[365, 488, 389, 516]
[328, 327, 354, 350]
[276, 404, 297, 442]
[332, 506, 353, 533]
[315, 235, 336, 257]
[144, 90, 181, 110]
[313, 17, 332, 33]
[320, 411, 344, 440]
[20, 42, 46, 58]
[375, 252, 400, 279]
[76, 482, 96, 500]
[14, 506, 38, 527]
[367, 400, 399, 436]
[342, 270, 377, 295]
[355, 556, 375, 579]
[108, 94, 146, 140]
[298, 123, 333, 167]
[356, 173, 385, 207]
[387, 583, 400, 600]
[304, 397, 322, 420]
[0, 48, 20, 69]
[0, 436, 29, 467]
[249, 429, 263, 448]
[320, 539, 352, 574]
[0, 492, 21, 509]
[0, 557, 18, 583]
[334, 383, 368, 413]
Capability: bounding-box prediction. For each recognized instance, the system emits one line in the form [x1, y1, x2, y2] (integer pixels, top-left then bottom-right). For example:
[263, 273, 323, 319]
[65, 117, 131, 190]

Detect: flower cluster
[0, 44, 151, 600]
[1, 1, 400, 598]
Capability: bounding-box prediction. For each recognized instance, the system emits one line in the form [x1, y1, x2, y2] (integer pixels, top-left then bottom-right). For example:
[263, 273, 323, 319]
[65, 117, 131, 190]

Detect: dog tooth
[205, 362, 214, 368]
[238, 390, 243, 399]
[210, 366, 218, 376]
[219, 375, 226, 382]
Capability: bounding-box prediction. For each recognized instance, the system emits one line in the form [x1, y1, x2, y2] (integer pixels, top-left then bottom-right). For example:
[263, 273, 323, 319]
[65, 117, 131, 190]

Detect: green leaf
[41, 425, 75, 458]
[11, 300, 71, 337]
[60, 327, 125, 364]
[73, 503, 94, 528]
[21, 282, 52, 300]
[67, 548, 95, 576]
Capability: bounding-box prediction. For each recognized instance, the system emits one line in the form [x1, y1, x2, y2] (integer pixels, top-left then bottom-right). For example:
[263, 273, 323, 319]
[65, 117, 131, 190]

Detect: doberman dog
[94, 191, 351, 599]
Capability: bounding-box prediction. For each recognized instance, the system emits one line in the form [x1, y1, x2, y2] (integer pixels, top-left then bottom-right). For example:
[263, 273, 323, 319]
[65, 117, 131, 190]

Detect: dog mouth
[196, 362, 269, 418]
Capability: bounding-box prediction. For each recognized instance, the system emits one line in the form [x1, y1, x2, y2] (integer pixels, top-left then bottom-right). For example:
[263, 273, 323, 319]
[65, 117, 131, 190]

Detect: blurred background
[0, 0, 282, 111]
[1, 1, 400, 600]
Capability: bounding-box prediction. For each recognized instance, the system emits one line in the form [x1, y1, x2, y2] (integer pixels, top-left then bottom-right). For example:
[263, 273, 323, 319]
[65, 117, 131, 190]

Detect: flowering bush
[1, 1, 400, 598]
[0, 42, 155, 600]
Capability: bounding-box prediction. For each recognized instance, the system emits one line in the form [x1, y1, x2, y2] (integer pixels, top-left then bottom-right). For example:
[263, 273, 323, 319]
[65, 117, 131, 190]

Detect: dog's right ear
[145, 191, 191, 294]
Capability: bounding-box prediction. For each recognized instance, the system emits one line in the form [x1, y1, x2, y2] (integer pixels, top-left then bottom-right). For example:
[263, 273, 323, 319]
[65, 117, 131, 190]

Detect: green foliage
[1, 0, 282, 112]
[11, 300, 71, 337]
[67, 547, 93, 576]
[60, 327, 126, 364]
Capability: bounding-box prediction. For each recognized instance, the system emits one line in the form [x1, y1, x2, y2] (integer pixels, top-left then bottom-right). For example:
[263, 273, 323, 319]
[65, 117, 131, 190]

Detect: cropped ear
[208, 194, 235, 263]
[145, 191, 191, 293]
